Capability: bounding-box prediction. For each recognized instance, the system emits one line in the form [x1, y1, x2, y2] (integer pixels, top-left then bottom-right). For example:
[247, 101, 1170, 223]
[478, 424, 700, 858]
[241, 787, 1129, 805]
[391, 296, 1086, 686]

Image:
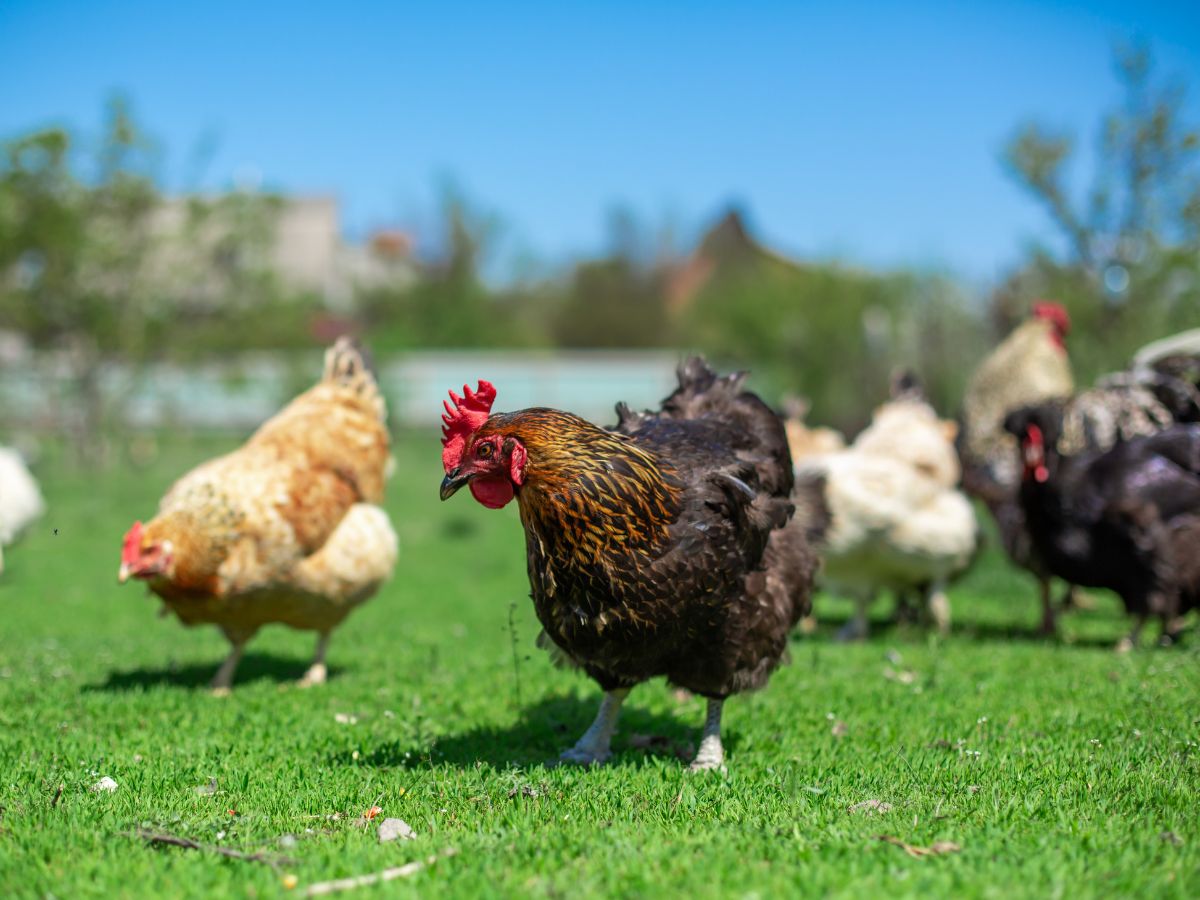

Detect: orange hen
[118, 338, 398, 693]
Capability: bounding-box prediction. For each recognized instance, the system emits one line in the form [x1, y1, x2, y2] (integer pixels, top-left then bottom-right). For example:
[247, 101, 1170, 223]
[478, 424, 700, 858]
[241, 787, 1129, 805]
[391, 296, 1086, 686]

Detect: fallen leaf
[849, 799, 892, 815]
[363, 805, 383, 821]
[1160, 831, 1183, 846]
[831, 720, 849, 739]
[91, 777, 118, 793]
[876, 835, 961, 858]
[334, 713, 358, 725]
[378, 818, 416, 842]
[882, 667, 918, 685]
[194, 778, 219, 796]
[281, 873, 299, 890]
[507, 785, 540, 799]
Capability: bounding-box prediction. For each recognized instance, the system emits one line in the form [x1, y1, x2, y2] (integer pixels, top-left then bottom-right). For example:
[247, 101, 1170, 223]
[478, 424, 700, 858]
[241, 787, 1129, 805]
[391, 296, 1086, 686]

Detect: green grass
[1, 431, 1197, 898]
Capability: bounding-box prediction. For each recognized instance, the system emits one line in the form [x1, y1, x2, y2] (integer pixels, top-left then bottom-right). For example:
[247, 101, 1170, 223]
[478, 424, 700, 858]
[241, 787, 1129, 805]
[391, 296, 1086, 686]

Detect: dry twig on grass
[875, 834, 961, 858]
[303, 849, 459, 896]
[123, 828, 294, 869]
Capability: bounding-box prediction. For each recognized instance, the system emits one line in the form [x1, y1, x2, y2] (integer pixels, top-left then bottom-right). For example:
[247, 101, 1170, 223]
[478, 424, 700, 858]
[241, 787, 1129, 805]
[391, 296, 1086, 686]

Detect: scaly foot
[297, 662, 328, 688]
[836, 617, 868, 642]
[689, 699, 726, 772]
[558, 746, 611, 767]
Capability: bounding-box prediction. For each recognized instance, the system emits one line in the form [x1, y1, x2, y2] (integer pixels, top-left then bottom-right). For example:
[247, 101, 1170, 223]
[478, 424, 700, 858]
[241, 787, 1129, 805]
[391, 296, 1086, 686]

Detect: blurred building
[151, 194, 418, 307]
[665, 209, 807, 311]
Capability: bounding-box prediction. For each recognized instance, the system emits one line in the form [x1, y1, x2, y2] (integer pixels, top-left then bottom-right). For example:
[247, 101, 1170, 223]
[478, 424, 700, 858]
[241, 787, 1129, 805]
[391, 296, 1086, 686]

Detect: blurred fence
[0, 350, 684, 432]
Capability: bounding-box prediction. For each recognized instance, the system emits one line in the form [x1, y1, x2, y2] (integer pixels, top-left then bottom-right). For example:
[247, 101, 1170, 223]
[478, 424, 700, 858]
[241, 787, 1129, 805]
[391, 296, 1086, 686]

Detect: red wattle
[470, 476, 515, 509]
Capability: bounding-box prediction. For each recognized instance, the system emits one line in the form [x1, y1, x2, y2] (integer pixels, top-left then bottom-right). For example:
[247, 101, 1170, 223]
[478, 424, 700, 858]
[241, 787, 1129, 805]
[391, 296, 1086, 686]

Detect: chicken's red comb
[121, 521, 144, 566]
[441, 380, 496, 473]
[1032, 301, 1070, 334]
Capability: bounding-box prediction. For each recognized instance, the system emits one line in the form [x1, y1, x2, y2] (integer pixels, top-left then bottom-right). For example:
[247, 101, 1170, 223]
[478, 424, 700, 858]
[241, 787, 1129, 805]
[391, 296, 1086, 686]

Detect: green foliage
[0, 432, 1197, 897]
[551, 257, 671, 349]
[681, 253, 982, 430]
[0, 100, 160, 361]
[999, 41, 1200, 384]
[0, 98, 306, 456]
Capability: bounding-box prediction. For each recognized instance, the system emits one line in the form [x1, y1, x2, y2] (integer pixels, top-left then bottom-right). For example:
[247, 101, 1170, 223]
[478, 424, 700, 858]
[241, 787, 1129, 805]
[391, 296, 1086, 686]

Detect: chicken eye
[477, 442, 494, 459]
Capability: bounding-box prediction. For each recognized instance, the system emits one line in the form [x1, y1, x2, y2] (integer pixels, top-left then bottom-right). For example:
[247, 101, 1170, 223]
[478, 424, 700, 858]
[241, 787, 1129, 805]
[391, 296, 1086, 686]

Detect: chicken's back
[607, 359, 826, 694]
[149, 338, 393, 605]
[961, 317, 1074, 491]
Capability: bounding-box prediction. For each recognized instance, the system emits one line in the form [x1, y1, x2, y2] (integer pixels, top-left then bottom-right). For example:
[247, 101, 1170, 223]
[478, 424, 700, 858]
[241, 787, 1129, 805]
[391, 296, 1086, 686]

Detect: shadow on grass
[806, 606, 1124, 649]
[334, 692, 730, 771]
[84, 652, 344, 692]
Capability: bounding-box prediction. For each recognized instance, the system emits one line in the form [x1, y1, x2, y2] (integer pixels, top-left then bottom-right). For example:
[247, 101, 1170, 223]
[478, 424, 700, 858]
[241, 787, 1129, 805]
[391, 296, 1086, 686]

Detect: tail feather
[666, 356, 793, 497]
[322, 337, 386, 423]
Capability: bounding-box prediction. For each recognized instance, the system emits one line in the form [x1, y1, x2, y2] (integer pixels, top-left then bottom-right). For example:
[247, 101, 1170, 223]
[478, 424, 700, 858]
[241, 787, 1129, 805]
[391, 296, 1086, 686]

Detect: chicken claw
[687, 699, 726, 773]
[558, 689, 628, 767]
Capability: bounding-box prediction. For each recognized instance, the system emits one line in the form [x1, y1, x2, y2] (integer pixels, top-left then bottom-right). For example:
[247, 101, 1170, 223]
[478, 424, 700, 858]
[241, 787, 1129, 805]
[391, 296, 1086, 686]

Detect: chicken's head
[1003, 404, 1063, 485]
[118, 520, 175, 583]
[439, 380, 528, 509]
[1032, 301, 1070, 349]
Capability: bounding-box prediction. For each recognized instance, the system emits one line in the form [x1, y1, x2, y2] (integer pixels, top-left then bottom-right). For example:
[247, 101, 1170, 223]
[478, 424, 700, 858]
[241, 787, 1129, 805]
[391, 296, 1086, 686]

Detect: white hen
[0, 447, 45, 574]
[798, 380, 979, 638]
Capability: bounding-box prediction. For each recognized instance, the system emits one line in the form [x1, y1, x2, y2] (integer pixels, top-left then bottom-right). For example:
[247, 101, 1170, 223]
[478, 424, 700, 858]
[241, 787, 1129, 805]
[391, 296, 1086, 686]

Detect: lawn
[1, 431, 1197, 898]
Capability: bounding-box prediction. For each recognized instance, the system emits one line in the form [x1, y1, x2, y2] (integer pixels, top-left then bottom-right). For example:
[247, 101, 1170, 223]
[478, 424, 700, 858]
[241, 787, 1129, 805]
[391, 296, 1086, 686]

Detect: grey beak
[440, 469, 471, 500]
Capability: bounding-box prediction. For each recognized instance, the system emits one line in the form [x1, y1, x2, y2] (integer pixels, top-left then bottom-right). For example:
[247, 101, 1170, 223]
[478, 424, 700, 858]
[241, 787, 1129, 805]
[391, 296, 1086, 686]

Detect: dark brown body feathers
[499, 359, 826, 698]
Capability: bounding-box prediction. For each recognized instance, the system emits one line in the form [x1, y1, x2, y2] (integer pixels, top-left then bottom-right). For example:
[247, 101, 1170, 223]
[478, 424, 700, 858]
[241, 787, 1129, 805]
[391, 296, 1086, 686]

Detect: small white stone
[377, 818, 416, 842]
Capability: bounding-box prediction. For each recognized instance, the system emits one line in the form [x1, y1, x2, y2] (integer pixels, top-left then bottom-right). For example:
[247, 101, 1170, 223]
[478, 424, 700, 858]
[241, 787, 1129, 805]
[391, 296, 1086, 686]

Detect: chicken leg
[926, 580, 951, 636]
[1037, 578, 1059, 637]
[210, 635, 249, 696]
[1115, 614, 1147, 653]
[298, 631, 331, 687]
[689, 698, 726, 772]
[559, 688, 629, 765]
[837, 592, 874, 641]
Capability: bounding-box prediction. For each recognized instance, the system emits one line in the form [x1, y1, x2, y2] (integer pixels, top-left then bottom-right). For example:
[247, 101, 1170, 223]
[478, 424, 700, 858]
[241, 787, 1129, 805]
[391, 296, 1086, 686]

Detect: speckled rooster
[438, 359, 827, 770]
[118, 338, 398, 693]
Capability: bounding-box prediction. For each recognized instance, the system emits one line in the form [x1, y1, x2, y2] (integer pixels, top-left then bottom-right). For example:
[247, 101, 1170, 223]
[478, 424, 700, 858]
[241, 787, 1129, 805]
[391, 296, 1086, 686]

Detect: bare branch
[123, 828, 294, 869]
[303, 849, 459, 896]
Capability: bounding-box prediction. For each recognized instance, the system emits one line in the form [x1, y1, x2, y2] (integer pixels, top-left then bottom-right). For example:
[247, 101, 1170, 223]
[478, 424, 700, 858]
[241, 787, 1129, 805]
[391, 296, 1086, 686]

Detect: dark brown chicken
[1005, 405, 1200, 649]
[438, 359, 826, 770]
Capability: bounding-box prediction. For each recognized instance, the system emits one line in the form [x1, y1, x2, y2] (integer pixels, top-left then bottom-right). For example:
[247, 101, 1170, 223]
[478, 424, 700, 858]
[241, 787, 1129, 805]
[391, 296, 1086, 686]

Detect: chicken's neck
[513, 428, 684, 569]
[144, 509, 235, 592]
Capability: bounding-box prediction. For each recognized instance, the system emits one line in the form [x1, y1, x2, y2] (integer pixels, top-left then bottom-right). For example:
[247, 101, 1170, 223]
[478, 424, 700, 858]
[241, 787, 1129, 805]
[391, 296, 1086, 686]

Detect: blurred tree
[551, 207, 674, 348]
[358, 186, 551, 350]
[551, 256, 671, 348]
[0, 98, 285, 460]
[674, 210, 982, 431]
[1001, 41, 1200, 380]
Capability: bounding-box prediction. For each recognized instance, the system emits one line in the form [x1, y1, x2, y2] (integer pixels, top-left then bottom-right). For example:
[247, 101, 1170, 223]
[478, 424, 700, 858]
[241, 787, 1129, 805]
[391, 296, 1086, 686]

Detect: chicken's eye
[477, 442, 494, 459]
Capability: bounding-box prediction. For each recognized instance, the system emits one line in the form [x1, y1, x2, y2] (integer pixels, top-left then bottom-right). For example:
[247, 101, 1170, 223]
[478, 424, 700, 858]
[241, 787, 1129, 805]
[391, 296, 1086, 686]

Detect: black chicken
[1004, 403, 1200, 649]
[438, 359, 827, 770]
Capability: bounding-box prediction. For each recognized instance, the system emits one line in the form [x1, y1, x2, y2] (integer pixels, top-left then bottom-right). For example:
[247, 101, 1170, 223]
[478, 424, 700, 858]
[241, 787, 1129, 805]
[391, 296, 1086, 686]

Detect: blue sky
[2, 1, 1198, 282]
